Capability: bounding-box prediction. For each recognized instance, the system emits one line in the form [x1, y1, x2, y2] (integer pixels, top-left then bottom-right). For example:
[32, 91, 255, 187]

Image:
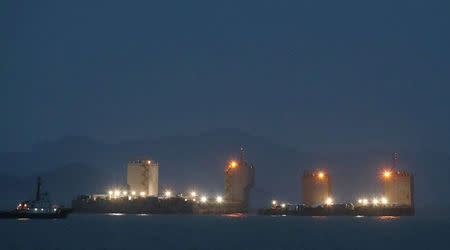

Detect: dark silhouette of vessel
[0, 177, 71, 219]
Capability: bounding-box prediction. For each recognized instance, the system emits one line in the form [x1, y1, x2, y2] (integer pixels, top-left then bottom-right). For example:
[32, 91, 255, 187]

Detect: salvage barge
[72, 148, 255, 215]
[72, 196, 247, 214]
[258, 204, 414, 216]
[260, 153, 414, 217]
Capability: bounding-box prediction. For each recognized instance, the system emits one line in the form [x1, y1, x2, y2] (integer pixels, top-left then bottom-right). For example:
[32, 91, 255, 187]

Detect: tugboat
[0, 177, 71, 219]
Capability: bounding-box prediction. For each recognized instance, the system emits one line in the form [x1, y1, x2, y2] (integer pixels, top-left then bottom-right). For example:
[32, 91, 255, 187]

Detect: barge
[258, 204, 414, 216]
[72, 195, 248, 214]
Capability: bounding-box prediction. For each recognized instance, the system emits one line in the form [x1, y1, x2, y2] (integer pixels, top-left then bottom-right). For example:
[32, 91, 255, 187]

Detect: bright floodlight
[373, 198, 379, 205]
[140, 191, 146, 196]
[363, 199, 368, 205]
[201, 196, 207, 203]
[358, 199, 362, 204]
[272, 200, 277, 205]
[318, 172, 324, 178]
[147, 160, 151, 164]
[108, 191, 113, 195]
[122, 191, 127, 195]
[165, 191, 172, 198]
[191, 192, 197, 197]
[384, 171, 391, 177]
[326, 197, 333, 205]
[281, 203, 286, 208]
[230, 161, 237, 168]
[381, 197, 388, 204]
[131, 191, 136, 196]
[216, 196, 223, 203]
[114, 190, 120, 196]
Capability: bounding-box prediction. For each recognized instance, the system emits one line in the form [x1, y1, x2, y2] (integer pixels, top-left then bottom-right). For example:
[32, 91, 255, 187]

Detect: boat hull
[0, 209, 72, 219]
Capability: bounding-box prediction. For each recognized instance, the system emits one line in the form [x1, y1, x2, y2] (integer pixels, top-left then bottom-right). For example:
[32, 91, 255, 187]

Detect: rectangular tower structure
[302, 170, 332, 207]
[382, 170, 414, 207]
[127, 159, 159, 196]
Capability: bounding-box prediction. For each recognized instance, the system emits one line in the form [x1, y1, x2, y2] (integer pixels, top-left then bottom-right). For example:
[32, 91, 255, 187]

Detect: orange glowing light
[318, 172, 324, 178]
[230, 161, 237, 168]
[384, 171, 391, 177]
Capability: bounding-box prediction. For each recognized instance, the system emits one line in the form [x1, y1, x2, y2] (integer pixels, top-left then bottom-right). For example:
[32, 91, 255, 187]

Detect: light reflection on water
[377, 216, 400, 220]
[107, 213, 125, 216]
[1, 214, 446, 250]
[221, 213, 246, 218]
[16, 218, 30, 221]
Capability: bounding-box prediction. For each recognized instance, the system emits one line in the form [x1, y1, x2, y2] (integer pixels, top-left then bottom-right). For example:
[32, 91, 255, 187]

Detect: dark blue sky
[1, 0, 449, 152]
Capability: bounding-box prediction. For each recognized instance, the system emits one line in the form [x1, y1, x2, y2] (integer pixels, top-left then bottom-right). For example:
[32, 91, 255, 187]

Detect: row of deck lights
[108, 190, 147, 199]
[358, 197, 388, 205]
[272, 197, 338, 208]
[17, 203, 58, 212]
[272, 200, 287, 208]
[107, 189, 223, 203]
[187, 191, 223, 203]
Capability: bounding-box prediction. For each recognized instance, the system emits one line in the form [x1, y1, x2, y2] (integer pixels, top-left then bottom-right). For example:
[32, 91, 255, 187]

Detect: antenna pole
[240, 146, 244, 162]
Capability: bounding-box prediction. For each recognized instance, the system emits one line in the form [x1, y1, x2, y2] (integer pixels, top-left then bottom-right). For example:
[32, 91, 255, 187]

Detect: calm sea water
[0, 214, 449, 250]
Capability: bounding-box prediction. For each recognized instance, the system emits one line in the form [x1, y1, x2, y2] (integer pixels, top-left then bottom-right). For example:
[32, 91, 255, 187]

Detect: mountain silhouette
[0, 128, 449, 211]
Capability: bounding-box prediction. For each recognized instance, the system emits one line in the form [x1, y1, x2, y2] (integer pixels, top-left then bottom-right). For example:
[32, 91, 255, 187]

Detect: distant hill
[0, 128, 449, 210]
[0, 163, 116, 209]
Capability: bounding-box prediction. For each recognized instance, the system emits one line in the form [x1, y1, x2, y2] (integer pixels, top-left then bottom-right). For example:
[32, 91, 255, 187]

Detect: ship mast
[240, 146, 245, 162]
[36, 177, 41, 201]
[391, 152, 398, 171]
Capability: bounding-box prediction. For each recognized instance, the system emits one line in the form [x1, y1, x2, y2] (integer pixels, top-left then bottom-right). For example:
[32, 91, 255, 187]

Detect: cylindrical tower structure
[302, 170, 332, 207]
[224, 158, 255, 211]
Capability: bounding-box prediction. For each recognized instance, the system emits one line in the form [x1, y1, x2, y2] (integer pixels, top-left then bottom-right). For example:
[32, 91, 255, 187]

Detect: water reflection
[377, 216, 400, 221]
[107, 213, 125, 216]
[16, 218, 30, 221]
[222, 213, 246, 218]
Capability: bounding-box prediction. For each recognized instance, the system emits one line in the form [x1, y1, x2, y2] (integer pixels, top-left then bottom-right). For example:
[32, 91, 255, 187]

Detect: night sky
[1, 0, 449, 152]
